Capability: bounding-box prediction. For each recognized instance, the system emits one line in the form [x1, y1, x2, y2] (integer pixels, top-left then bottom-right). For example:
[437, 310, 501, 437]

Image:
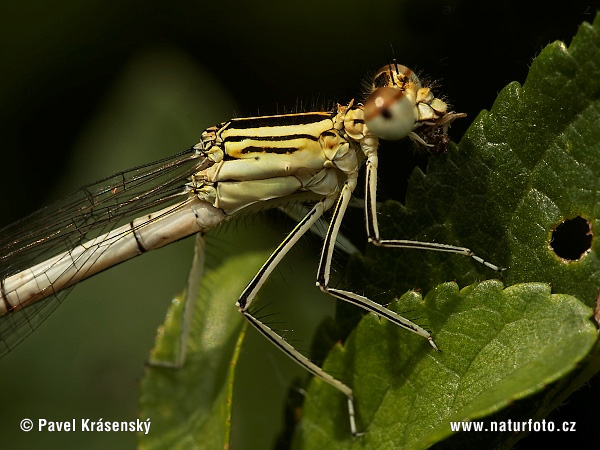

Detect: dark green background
[0, 1, 597, 448]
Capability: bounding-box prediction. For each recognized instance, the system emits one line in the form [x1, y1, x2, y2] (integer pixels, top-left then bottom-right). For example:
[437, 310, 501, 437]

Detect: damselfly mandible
[0, 63, 499, 435]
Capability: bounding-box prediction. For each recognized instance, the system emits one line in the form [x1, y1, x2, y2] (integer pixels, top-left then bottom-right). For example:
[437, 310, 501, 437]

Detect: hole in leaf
[550, 216, 592, 261]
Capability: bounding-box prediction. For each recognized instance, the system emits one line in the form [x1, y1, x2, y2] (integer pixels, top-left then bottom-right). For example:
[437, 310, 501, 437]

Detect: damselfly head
[364, 63, 421, 141]
[364, 62, 465, 153]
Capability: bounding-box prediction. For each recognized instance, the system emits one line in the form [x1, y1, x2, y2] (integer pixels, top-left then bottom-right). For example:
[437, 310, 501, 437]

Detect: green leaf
[293, 282, 596, 449]
[138, 249, 269, 450]
[295, 12, 600, 449]
[354, 14, 600, 307]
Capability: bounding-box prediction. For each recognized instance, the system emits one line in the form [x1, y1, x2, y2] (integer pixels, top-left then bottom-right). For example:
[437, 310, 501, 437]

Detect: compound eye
[372, 64, 420, 90]
[364, 86, 417, 140]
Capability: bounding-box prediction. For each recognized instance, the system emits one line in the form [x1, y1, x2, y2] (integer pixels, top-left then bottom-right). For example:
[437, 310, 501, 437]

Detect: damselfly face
[363, 62, 465, 153]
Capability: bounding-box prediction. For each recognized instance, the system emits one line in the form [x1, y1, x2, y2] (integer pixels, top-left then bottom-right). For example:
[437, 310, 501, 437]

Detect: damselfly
[0, 63, 499, 435]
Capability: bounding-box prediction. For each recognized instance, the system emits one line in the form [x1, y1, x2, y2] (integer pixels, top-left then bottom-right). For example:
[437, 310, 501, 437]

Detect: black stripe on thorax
[240, 146, 299, 155]
[226, 112, 332, 130]
[223, 133, 319, 143]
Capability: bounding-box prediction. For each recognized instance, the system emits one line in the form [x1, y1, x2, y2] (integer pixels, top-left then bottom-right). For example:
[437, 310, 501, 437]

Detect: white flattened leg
[236, 199, 360, 436]
[364, 153, 501, 273]
[316, 181, 439, 351]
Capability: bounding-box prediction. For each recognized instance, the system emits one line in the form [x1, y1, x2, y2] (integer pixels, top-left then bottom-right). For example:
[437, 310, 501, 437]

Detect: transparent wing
[0, 146, 211, 357]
